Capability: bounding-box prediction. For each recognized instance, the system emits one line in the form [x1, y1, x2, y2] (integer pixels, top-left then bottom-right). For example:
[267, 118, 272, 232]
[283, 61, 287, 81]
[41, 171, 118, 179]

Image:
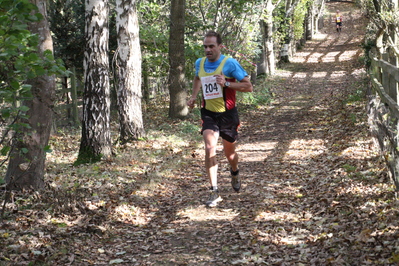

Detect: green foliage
[48, 0, 85, 72]
[358, 0, 399, 58]
[44, 145, 53, 153]
[346, 89, 365, 104]
[273, 0, 311, 48]
[0, 0, 67, 162]
[179, 120, 200, 134]
[293, 0, 310, 41]
[184, 39, 204, 82]
[139, 0, 263, 91]
[362, 21, 379, 68]
[273, 2, 291, 45]
[238, 78, 272, 108]
[0, 1, 40, 132]
[343, 164, 357, 173]
[74, 147, 103, 166]
[139, 1, 170, 80]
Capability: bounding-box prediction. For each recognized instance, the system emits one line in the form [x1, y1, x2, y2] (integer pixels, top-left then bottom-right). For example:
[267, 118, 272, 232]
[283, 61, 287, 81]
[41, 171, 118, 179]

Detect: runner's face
[203, 36, 221, 62]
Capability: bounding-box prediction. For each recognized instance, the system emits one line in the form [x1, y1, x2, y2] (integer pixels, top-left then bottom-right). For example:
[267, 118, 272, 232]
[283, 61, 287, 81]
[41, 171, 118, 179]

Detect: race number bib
[200, 76, 223, 100]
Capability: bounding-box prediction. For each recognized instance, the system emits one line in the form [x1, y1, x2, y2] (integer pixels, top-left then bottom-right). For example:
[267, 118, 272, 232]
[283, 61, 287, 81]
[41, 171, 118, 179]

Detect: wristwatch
[224, 81, 231, 87]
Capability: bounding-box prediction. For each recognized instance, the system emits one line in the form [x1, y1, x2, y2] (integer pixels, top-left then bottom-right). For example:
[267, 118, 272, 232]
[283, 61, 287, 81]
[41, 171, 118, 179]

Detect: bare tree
[5, 0, 56, 190]
[76, 0, 111, 164]
[258, 0, 281, 76]
[115, 0, 145, 143]
[168, 0, 188, 119]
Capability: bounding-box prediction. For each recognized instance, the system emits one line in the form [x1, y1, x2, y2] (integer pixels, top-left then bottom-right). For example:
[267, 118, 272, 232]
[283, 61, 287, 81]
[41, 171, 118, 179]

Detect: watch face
[225, 82, 230, 87]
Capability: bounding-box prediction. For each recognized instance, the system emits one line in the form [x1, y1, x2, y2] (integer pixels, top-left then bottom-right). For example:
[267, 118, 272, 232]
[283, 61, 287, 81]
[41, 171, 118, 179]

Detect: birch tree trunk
[258, 0, 276, 76]
[280, 0, 301, 63]
[305, 5, 314, 41]
[168, 0, 188, 118]
[5, 0, 56, 190]
[76, 0, 111, 164]
[115, 0, 145, 143]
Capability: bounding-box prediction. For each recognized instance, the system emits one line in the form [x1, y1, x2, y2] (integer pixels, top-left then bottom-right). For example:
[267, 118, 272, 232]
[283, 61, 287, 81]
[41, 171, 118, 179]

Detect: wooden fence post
[368, 48, 399, 189]
[366, 0, 399, 189]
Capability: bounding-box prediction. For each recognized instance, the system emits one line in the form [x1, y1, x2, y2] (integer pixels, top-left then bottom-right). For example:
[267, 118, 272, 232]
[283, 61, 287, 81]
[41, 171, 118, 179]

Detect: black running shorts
[201, 107, 240, 143]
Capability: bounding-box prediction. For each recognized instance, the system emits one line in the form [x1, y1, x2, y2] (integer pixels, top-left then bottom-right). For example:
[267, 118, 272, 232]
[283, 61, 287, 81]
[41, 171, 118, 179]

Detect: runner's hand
[213, 72, 226, 86]
[187, 97, 196, 109]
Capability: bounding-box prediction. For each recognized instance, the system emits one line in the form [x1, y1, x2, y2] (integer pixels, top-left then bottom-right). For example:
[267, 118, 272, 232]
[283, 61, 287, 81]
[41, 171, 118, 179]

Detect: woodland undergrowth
[1, 2, 399, 265]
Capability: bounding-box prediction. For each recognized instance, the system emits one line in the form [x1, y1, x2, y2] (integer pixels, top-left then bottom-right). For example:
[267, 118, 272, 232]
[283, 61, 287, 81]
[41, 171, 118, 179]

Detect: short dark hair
[204, 30, 222, 45]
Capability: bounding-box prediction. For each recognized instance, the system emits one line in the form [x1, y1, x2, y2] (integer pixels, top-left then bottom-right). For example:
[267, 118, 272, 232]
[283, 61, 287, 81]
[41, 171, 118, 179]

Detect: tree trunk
[281, 0, 300, 63]
[168, 0, 188, 119]
[258, 0, 276, 76]
[5, 0, 56, 190]
[305, 5, 313, 40]
[76, 0, 111, 164]
[142, 58, 150, 104]
[115, 0, 145, 143]
[314, 0, 326, 33]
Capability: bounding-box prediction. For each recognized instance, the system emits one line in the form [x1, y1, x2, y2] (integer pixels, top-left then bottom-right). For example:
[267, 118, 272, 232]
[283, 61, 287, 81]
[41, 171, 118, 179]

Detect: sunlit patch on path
[5, 1, 397, 265]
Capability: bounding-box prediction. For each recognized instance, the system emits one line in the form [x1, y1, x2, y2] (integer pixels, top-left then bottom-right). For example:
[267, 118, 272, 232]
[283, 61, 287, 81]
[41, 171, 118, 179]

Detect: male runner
[187, 31, 253, 207]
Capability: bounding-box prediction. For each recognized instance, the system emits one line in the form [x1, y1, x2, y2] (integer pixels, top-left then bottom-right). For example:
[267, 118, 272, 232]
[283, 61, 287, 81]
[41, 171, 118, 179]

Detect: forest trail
[4, 1, 399, 265]
[129, 1, 394, 265]
[100, 1, 391, 265]
[114, 2, 396, 265]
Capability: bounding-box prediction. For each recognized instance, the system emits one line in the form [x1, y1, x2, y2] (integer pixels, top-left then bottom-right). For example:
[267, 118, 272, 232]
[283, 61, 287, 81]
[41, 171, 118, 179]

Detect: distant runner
[335, 10, 343, 33]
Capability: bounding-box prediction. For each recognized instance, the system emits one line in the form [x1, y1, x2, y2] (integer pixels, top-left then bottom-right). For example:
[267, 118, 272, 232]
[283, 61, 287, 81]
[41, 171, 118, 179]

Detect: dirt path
[4, 2, 398, 265]
[101, 2, 394, 265]
[121, 2, 395, 265]
[100, 2, 399, 265]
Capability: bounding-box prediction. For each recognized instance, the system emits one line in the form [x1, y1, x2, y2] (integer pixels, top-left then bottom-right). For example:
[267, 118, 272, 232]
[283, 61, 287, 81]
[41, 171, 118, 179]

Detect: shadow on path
[61, 2, 393, 265]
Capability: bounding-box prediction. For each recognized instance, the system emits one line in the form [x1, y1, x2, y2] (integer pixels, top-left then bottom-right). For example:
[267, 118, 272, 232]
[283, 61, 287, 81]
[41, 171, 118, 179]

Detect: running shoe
[231, 169, 241, 192]
[205, 189, 222, 208]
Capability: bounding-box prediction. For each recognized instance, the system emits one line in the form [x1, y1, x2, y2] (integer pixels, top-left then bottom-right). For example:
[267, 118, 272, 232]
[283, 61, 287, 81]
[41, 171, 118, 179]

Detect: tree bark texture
[314, 0, 326, 33]
[115, 0, 145, 143]
[281, 0, 301, 63]
[258, 0, 276, 76]
[305, 5, 314, 41]
[77, 0, 111, 163]
[168, 0, 188, 118]
[5, 0, 56, 190]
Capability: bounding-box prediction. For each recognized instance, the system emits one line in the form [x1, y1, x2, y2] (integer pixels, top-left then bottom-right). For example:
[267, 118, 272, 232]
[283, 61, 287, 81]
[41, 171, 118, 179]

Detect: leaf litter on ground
[1, 2, 399, 265]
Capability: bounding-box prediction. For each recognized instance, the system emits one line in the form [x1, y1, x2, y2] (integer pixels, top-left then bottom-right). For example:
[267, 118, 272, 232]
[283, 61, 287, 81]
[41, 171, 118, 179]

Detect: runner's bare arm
[213, 74, 253, 93]
[187, 76, 201, 108]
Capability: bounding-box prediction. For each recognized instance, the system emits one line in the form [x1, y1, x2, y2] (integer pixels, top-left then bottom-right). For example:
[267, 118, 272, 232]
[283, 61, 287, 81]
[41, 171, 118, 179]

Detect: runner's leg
[203, 129, 219, 189]
[223, 139, 238, 172]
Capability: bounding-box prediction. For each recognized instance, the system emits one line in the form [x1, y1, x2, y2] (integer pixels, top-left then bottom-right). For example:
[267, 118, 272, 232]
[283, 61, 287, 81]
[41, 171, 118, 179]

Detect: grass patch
[238, 76, 273, 108]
